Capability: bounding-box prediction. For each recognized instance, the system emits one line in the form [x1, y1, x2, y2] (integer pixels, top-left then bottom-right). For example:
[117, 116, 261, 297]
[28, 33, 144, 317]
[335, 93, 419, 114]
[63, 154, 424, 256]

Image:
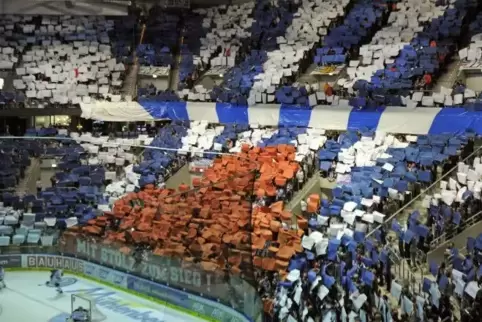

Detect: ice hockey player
[48, 269, 64, 294]
[0, 265, 5, 289]
[69, 306, 90, 322]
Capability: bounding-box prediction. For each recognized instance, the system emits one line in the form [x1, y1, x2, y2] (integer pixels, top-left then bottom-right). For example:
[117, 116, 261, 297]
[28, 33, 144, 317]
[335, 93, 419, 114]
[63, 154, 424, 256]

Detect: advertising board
[0, 254, 21, 268]
[60, 236, 227, 297]
[0, 254, 250, 322]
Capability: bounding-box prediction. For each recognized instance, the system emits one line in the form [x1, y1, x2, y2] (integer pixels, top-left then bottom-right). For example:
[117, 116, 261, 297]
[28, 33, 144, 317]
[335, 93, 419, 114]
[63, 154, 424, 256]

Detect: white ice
[0, 271, 205, 322]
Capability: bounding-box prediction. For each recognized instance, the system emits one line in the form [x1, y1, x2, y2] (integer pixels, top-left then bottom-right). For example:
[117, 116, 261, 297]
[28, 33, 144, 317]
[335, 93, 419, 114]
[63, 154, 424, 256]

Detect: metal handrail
[429, 210, 482, 248]
[367, 144, 482, 238]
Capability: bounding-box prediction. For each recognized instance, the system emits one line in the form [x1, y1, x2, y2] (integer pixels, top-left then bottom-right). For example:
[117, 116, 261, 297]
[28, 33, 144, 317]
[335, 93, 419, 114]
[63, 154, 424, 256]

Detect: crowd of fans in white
[0, 15, 126, 106]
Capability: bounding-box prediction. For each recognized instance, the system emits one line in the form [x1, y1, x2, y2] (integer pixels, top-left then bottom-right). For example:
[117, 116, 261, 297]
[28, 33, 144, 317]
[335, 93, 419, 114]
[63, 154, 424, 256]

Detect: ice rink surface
[0, 271, 205, 322]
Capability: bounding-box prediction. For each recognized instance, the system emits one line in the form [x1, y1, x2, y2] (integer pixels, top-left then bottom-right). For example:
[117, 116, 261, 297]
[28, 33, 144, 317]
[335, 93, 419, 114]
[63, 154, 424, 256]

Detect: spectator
[453, 81, 466, 95]
[324, 82, 333, 96]
[50, 175, 57, 188]
[423, 73, 433, 90]
[36, 178, 42, 194]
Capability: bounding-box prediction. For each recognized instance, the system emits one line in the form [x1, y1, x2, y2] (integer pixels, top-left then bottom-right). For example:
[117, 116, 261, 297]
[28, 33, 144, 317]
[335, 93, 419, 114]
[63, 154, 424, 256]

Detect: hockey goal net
[71, 294, 107, 322]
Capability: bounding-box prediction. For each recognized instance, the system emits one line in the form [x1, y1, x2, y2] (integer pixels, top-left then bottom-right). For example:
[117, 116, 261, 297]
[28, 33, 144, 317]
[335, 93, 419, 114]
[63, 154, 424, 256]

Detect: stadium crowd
[1, 0, 482, 321]
[1, 122, 482, 322]
[0, 0, 480, 108]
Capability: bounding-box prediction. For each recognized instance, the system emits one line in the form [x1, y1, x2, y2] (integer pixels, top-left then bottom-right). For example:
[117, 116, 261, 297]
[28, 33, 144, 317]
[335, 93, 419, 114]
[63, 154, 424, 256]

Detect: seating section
[10, 16, 125, 106]
[277, 0, 390, 106]
[136, 12, 180, 67]
[426, 234, 482, 312]
[110, 16, 137, 65]
[2, 122, 482, 322]
[0, 140, 32, 191]
[0, 128, 160, 246]
[0, 16, 25, 107]
[342, 0, 446, 92]
[61, 127, 478, 318]
[0, 4, 480, 107]
[424, 154, 482, 241]
[459, 13, 482, 70]
[351, 0, 478, 108]
[178, 4, 255, 92]
[318, 132, 471, 226]
[314, 0, 388, 66]
[272, 132, 478, 320]
[193, 4, 254, 68]
[205, 0, 300, 105]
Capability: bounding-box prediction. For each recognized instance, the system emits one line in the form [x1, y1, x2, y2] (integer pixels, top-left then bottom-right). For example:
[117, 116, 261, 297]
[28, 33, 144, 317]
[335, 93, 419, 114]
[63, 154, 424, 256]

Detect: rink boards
[0, 254, 251, 322]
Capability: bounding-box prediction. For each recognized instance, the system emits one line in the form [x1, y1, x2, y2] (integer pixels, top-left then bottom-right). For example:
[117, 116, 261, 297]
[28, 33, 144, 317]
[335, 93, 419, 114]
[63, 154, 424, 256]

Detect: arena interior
[1, 0, 482, 321]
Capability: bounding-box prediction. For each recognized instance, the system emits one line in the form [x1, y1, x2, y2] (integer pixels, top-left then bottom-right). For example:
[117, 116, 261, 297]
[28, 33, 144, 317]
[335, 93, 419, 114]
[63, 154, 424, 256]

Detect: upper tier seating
[0, 16, 22, 71]
[171, 0, 481, 107]
[459, 12, 482, 70]
[341, 0, 446, 93]
[10, 16, 126, 106]
[348, 0, 479, 108]
[177, 11, 206, 89]
[314, 0, 388, 67]
[194, 4, 254, 68]
[205, 0, 300, 105]
[253, 0, 350, 105]
[110, 16, 137, 65]
[136, 11, 180, 67]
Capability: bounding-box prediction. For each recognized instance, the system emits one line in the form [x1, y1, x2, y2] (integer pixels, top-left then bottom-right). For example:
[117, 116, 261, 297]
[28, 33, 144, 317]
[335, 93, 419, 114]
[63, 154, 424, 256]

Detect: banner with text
[60, 235, 236, 301]
[0, 254, 21, 268]
[126, 276, 246, 322]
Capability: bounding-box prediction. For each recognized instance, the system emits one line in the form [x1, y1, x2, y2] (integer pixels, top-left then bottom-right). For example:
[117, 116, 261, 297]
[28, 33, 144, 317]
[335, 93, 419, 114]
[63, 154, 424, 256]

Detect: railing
[391, 256, 423, 295]
[429, 210, 482, 248]
[367, 144, 482, 239]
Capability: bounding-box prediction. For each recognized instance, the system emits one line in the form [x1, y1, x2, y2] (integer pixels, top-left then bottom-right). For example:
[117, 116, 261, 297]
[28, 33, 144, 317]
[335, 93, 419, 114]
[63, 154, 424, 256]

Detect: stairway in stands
[120, 23, 147, 99]
[16, 158, 40, 196]
[0, 70, 16, 92]
[120, 64, 140, 98]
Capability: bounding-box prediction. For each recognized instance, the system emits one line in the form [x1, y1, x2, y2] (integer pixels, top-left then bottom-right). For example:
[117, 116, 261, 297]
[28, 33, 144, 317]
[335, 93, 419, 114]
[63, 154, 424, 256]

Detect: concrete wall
[165, 164, 193, 190]
[286, 174, 335, 216]
[197, 75, 224, 91]
[465, 73, 482, 92]
[138, 77, 170, 92]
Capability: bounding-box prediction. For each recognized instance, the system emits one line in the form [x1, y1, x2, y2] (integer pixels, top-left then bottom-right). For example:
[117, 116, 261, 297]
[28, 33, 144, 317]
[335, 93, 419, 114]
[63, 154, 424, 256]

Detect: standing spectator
[324, 82, 333, 97]
[36, 178, 42, 194]
[423, 73, 432, 90]
[296, 167, 305, 191]
[50, 175, 57, 188]
[409, 240, 418, 267]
